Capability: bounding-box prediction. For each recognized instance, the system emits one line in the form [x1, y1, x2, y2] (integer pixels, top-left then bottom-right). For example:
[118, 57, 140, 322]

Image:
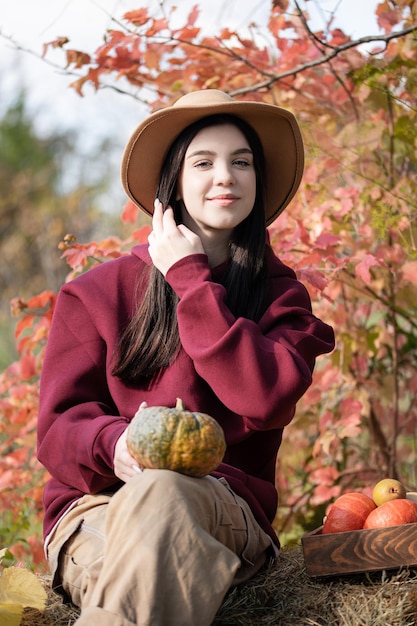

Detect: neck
[179, 208, 232, 267]
[205, 243, 229, 268]
[198, 231, 231, 268]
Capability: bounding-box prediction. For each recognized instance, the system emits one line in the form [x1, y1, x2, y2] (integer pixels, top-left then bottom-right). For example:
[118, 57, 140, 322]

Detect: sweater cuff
[165, 254, 211, 298]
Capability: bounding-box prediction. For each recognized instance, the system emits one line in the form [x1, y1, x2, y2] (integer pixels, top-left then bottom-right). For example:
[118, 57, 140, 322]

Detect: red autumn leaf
[70, 67, 103, 95]
[42, 36, 69, 57]
[310, 466, 340, 486]
[176, 26, 201, 42]
[14, 314, 35, 340]
[314, 232, 340, 249]
[297, 268, 328, 291]
[69, 75, 89, 97]
[25, 291, 55, 311]
[0, 469, 15, 489]
[329, 28, 350, 46]
[354, 254, 382, 284]
[144, 48, 160, 71]
[65, 49, 91, 69]
[19, 355, 37, 380]
[96, 237, 124, 252]
[376, 4, 401, 33]
[272, 0, 289, 10]
[187, 5, 200, 27]
[146, 17, 169, 37]
[86, 67, 102, 89]
[132, 225, 152, 243]
[60, 244, 97, 269]
[95, 31, 130, 60]
[402, 260, 417, 284]
[310, 483, 341, 507]
[123, 8, 150, 26]
[121, 201, 139, 224]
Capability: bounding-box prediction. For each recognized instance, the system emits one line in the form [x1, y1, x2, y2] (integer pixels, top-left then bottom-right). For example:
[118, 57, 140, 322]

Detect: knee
[112, 469, 193, 507]
[112, 469, 214, 517]
[126, 468, 206, 495]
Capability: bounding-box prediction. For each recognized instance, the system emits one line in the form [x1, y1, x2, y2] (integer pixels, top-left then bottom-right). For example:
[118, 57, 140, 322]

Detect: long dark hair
[113, 114, 269, 383]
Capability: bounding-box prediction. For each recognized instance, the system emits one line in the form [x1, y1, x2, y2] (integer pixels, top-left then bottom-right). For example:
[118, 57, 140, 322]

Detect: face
[177, 123, 257, 238]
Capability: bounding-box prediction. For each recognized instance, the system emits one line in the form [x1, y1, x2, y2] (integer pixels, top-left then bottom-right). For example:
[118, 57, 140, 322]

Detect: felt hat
[121, 89, 304, 226]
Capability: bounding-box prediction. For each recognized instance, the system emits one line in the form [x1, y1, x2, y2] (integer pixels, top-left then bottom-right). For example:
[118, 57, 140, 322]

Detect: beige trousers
[47, 470, 276, 626]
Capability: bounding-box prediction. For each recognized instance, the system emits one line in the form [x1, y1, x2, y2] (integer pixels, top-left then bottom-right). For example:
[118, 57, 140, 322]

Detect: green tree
[0, 91, 116, 368]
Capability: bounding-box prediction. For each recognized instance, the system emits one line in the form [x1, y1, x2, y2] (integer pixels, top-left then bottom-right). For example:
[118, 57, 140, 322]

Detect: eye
[233, 158, 252, 168]
[194, 159, 212, 169]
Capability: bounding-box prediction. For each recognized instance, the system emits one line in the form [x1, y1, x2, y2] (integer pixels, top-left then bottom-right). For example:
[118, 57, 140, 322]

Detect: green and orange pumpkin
[126, 398, 226, 478]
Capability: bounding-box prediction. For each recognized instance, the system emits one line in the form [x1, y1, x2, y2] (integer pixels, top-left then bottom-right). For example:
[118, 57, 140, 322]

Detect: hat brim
[121, 93, 304, 226]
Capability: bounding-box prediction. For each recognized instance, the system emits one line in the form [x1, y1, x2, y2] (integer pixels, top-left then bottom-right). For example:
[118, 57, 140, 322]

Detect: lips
[208, 194, 240, 205]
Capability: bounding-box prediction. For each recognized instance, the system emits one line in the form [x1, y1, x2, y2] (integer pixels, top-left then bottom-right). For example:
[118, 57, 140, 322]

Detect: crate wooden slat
[302, 522, 417, 578]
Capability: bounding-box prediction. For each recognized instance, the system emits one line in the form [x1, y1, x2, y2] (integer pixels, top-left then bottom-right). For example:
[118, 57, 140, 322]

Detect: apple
[372, 478, 406, 506]
[363, 498, 417, 529]
[322, 492, 376, 534]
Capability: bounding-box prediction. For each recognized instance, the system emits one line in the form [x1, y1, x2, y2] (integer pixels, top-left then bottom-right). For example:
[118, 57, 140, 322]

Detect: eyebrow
[186, 147, 253, 159]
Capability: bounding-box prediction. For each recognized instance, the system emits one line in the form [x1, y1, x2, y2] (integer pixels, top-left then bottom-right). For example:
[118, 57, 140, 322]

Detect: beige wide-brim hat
[121, 89, 304, 226]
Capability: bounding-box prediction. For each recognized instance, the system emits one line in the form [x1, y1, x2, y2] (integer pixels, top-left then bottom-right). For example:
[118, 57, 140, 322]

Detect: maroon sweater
[37, 244, 335, 545]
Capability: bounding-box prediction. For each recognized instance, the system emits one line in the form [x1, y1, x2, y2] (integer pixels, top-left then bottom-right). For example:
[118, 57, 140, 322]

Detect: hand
[148, 199, 205, 276]
[114, 402, 147, 482]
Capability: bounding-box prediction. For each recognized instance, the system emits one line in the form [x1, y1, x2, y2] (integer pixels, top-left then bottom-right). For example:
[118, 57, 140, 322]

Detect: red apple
[363, 498, 417, 529]
[322, 492, 376, 534]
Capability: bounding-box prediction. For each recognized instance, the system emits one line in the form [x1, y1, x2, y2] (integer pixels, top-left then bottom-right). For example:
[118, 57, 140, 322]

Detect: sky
[0, 0, 380, 205]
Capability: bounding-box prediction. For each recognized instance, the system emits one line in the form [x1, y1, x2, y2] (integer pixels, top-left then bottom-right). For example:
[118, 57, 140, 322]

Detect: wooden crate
[301, 522, 417, 578]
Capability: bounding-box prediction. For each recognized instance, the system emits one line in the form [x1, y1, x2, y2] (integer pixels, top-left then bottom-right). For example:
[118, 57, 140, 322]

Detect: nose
[214, 161, 235, 185]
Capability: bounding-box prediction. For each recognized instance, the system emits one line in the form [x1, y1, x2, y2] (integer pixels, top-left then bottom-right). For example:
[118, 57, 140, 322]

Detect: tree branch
[2, 19, 417, 102]
[229, 24, 417, 96]
[293, 0, 360, 119]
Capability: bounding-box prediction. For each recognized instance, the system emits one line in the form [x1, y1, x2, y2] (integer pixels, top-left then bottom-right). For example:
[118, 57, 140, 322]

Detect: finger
[161, 206, 179, 234]
[152, 198, 164, 235]
[177, 223, 196, 240]
[177, 225, 205, 252]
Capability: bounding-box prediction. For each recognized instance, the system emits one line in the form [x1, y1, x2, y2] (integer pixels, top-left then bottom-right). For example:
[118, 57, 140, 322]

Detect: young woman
[37, 89, 335, 626]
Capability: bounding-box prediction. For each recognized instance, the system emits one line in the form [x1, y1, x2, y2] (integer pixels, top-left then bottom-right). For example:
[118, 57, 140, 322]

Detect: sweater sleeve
[37, 285, 128, 495]
[165, 253, 335, 431]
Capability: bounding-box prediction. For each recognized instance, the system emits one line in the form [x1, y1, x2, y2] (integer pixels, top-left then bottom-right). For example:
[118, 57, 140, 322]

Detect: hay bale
[21, 547, 417, 626]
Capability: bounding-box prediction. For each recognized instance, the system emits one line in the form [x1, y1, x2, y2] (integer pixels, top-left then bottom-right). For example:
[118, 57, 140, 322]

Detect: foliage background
[0, 0, 416, 569]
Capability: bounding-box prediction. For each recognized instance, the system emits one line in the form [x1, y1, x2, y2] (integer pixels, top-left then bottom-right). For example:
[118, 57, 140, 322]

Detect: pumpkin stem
[175, 398, 184, 411]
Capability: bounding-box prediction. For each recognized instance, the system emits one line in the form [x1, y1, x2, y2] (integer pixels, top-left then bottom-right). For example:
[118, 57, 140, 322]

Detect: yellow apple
[372, 478, 406, 506]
